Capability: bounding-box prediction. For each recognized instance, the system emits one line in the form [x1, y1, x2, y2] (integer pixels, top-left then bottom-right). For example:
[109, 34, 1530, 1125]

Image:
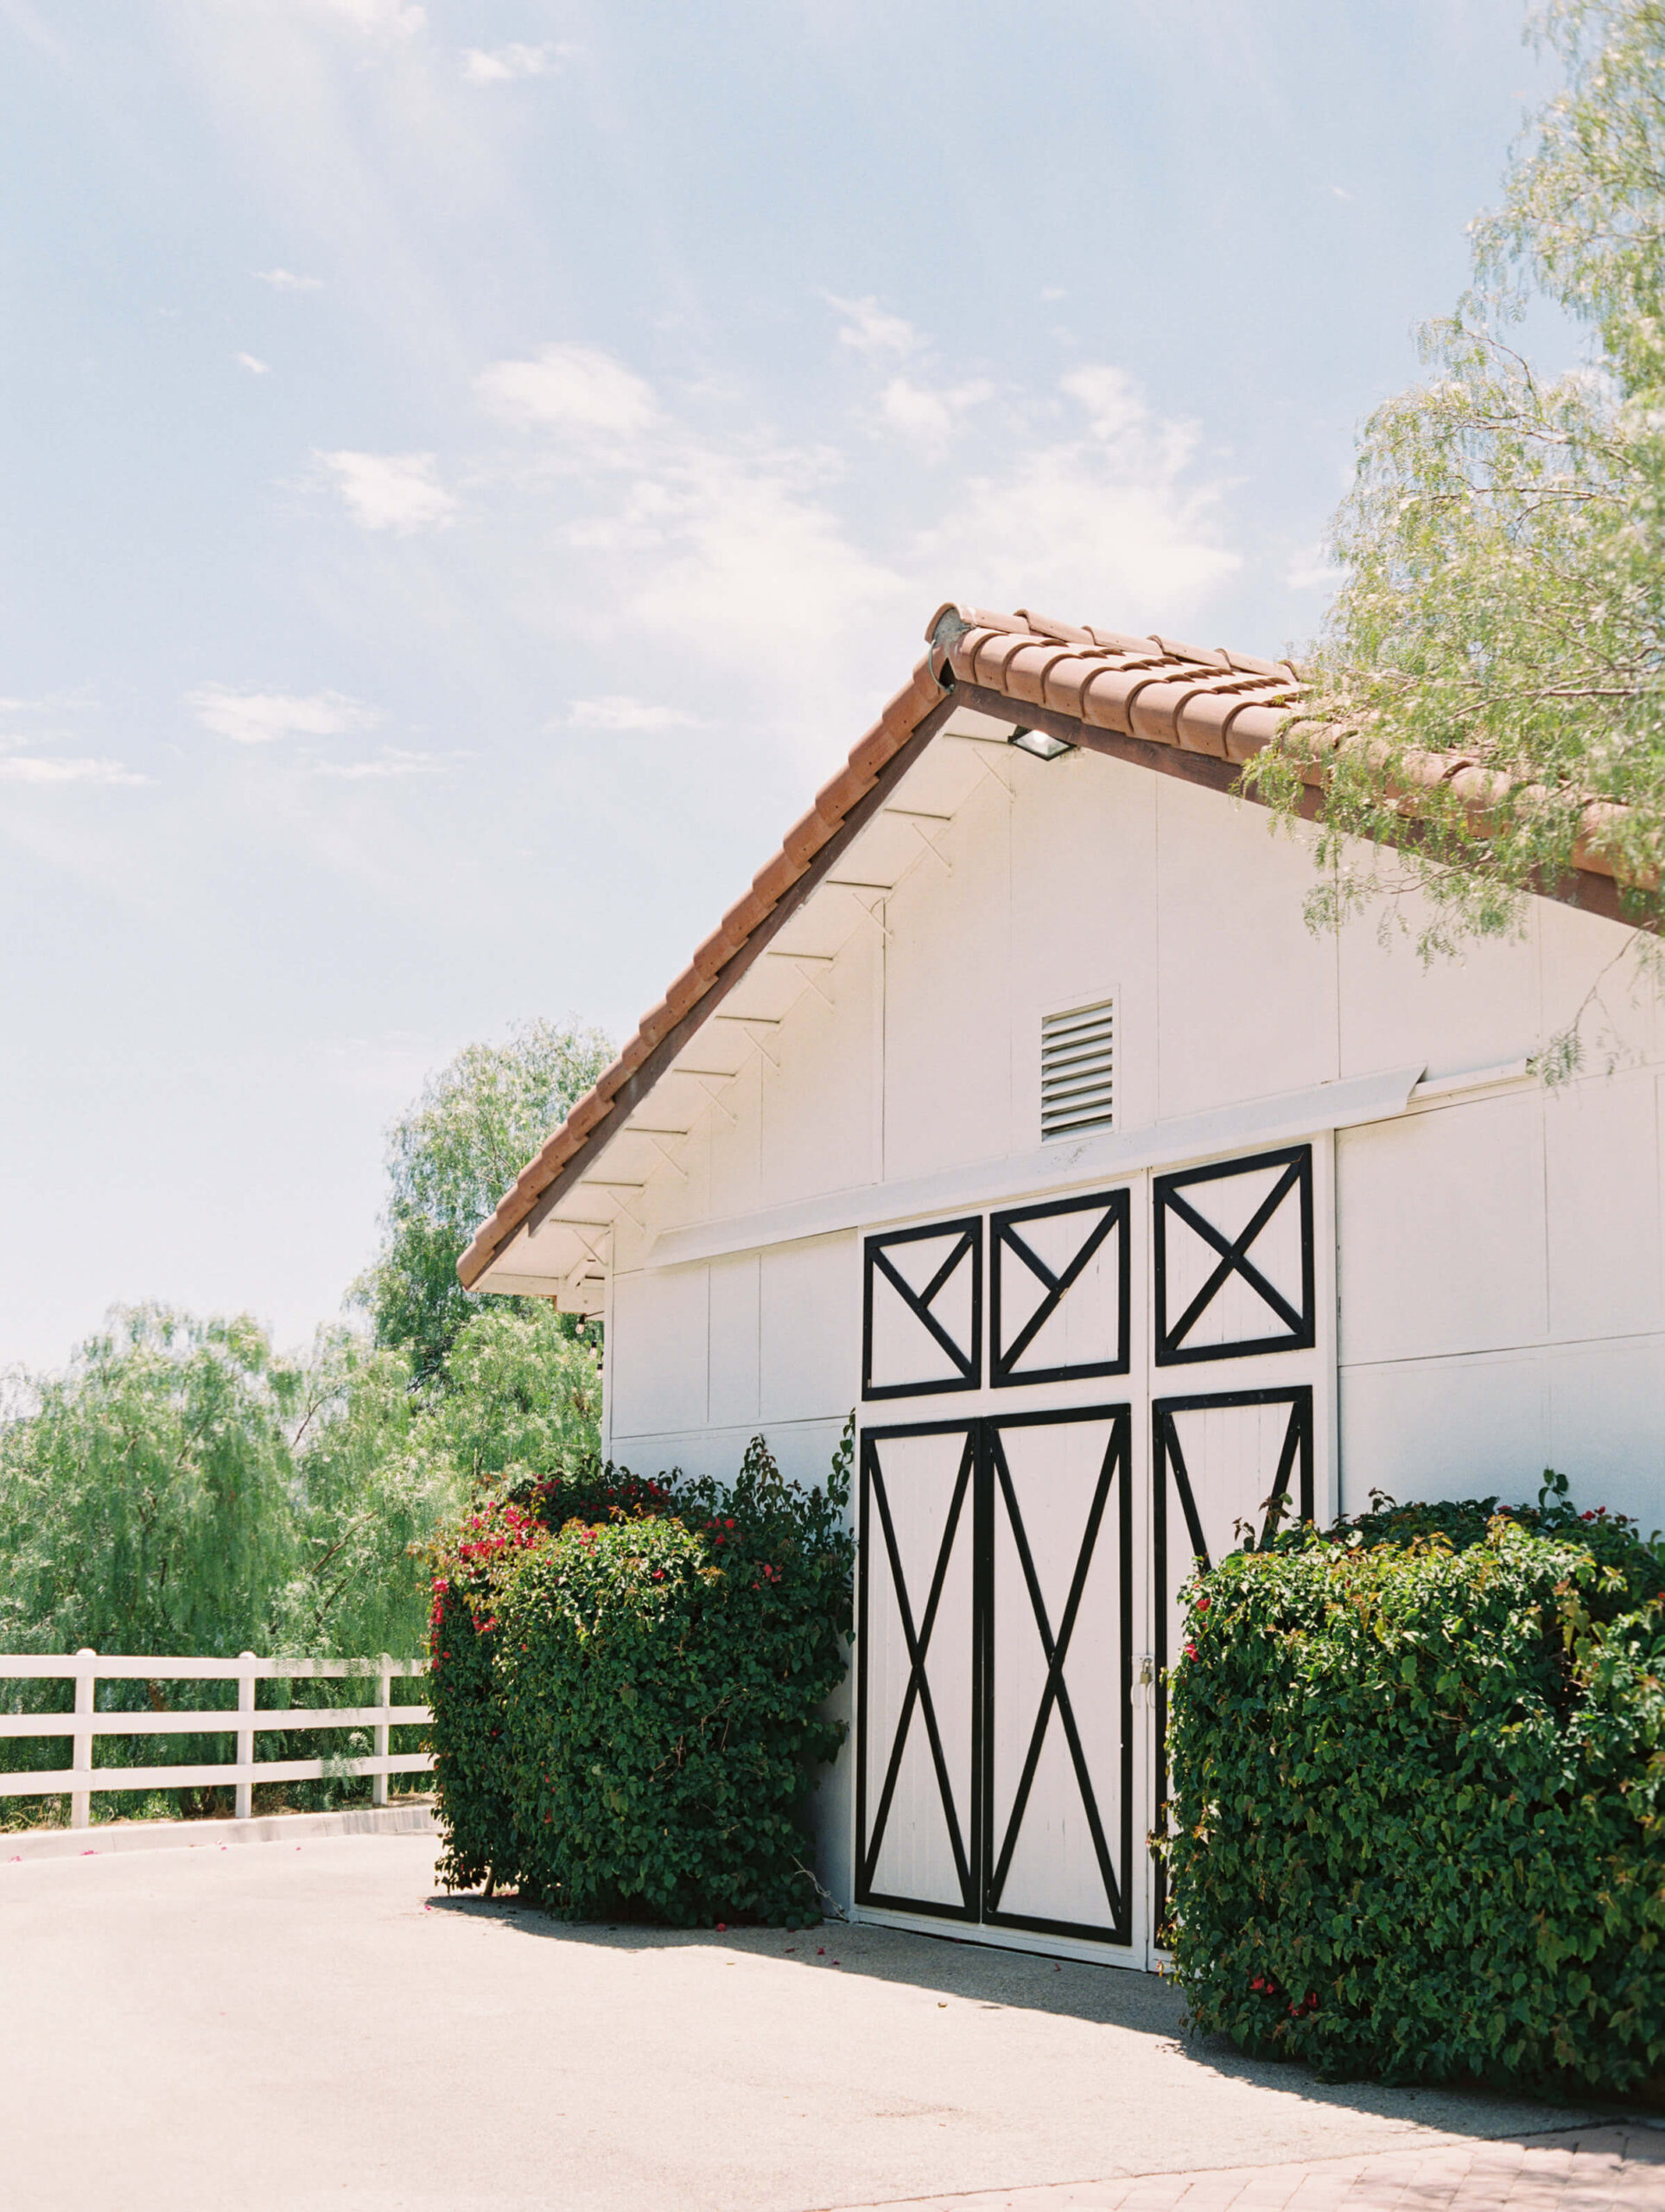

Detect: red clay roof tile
[454, 600, 1643, 1289]
[1077, 665, 1163, 734]
[751, 850, 806, 907]
[1003, 642, 1080, 708]
[782, 805, 835, 869]
[1009, 608, 1096, 645]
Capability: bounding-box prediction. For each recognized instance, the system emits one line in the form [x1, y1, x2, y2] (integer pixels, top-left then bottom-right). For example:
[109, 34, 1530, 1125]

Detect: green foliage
[1166, 1483, 1665, 2094]
[424, 1429, 856, 1924]
[0, 1308, 457, 1821]
[413, 1303, 601, 1494]
[267, 1331, 457, 1663]
[0, 1306, 302, 1659]
[1250, 2, 1665, 979]
[366, 1018, 613, 1382]
[0, 1308, 462, 1669]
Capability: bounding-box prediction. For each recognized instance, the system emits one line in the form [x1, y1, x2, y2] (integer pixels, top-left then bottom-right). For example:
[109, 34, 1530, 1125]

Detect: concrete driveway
[0, 1831, 1653, 2210]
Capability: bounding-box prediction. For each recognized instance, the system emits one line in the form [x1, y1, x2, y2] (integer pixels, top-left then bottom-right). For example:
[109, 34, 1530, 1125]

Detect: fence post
[372, 1655, 390, 1808]
[235, 1652, 257, 1821]
[70, 1648, 96, 1829]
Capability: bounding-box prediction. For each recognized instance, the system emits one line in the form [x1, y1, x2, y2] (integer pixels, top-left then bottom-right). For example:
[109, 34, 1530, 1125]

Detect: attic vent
[1041, 1000, 1115, 1141]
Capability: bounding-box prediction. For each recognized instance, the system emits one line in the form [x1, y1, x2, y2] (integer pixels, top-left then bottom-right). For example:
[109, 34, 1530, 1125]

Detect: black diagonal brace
[984, 1428, 1122, 1926]
[860, 1433, 975, 1910]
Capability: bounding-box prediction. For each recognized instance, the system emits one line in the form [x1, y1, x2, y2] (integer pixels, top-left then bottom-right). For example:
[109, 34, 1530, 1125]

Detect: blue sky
[0, 1, 1558, 1370]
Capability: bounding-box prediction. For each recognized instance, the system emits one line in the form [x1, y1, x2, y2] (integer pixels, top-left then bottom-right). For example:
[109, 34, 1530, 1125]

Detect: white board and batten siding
[520, 706, 1665, 1962]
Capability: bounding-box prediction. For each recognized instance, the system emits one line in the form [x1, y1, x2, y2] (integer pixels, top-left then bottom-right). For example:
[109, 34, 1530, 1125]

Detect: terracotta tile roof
[455, 601, 1636, 1289]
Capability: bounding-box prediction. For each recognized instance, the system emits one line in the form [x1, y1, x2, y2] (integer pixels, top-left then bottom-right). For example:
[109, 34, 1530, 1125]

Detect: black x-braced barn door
[856, 1408, 1133, 1944]
[1148, 1145, 1319, 1934]
[856, 1142, 1326, 1961]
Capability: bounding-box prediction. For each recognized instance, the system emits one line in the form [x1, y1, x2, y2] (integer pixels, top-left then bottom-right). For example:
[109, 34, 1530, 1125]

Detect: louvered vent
[1041, 999, 1115, 1141]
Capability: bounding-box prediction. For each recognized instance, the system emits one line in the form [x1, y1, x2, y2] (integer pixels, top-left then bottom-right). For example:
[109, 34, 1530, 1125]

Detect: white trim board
[644, 1065, 1427, 1271]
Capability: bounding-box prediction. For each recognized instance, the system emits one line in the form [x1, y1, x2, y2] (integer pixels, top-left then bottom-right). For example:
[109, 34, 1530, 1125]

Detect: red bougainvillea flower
[1194, 1596, 1210, 1612]
[1184, 1641, 1199, 1661]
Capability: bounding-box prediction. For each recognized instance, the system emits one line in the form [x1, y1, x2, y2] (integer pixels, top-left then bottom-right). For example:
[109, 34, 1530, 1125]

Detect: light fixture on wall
[1007, 723, 1074, 761]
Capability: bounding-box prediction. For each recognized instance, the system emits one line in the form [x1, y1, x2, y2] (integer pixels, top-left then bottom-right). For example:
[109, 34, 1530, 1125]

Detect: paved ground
[836, 2128, 1665, 2209]
[1, 1833, 1657, 2212]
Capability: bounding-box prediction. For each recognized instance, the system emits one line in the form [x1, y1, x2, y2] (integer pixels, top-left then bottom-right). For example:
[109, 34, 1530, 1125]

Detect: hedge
[424, 1432, 854, 1924]
[1166, 1477, 1665, 2094]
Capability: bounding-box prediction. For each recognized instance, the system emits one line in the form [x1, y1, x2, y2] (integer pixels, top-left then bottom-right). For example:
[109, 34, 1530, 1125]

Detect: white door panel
[854, 1137, 1333, 1968]
[985, 1407, 1131, 1944]
[856, 1423, 977, 1918]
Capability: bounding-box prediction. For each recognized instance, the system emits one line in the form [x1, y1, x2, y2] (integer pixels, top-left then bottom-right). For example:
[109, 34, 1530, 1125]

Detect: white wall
[594, 719, 1665, 1893]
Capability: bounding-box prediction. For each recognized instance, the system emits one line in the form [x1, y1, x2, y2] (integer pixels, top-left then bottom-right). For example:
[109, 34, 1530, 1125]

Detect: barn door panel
[983, 1406, 1132, 1945]
[1150, 1386, 1314, 1926]
[1153, 1146, 1314, 1364]
[856, 1422, 979, 1919]
[863, 1219, 982, 1400]
[991, 1189, 1130, 1387]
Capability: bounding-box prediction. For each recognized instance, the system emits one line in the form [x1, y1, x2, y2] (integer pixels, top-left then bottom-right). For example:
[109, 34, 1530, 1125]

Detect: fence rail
[0, 1649, 432, 1827]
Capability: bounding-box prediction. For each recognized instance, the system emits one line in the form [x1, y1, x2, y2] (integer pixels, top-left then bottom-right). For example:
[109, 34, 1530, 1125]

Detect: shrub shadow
[423, 1891, 1624, 2139]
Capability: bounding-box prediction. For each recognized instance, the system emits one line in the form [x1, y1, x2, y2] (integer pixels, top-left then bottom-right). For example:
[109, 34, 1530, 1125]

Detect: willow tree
[0, 1306, 301, 1659]
[1253, 0, 1665, 1013]
[367, 1017, 613, 1385]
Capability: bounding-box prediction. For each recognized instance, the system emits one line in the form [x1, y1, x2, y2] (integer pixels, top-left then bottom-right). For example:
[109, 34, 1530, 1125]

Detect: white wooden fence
[0, 1651, 431, 1827]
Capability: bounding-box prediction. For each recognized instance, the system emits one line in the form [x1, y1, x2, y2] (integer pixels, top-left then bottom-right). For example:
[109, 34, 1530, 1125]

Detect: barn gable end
[463, 602, 1665, 1959]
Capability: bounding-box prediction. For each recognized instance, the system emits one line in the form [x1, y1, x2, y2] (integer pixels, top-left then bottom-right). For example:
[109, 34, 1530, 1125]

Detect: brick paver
[833, 2126, 1665, 2211]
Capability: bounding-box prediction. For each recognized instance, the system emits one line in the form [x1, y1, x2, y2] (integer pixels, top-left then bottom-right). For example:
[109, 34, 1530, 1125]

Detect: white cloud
[474, 344, 657, 440]
[234, 352, 271, 375]
[311, 747, 455, 778]
[468, 330, 1238, 740]
[1059, 365, 1147, 441]
[560, 696, 702, 732]
[828, 294, 921, 361]
[0, 756, 147, 787]
[462, 42, 569, 83]
[296, 0, 424, 37]
[614, 444, 907, 682]
[1286, 544, 1337, 591]
[877, 375, 993, 458]
[256, 268, 322, 293]
[912, 365, 1238, 625]
[189, 687, 378, 746]
[318, 450, 456, 533]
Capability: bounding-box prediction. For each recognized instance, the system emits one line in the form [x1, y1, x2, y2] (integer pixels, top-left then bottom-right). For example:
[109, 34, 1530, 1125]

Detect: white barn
[459, 602, 1665, 1968]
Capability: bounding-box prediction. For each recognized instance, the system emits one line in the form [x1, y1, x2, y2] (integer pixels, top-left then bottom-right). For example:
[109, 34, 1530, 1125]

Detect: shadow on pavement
[423, 1890, 1617, 2142]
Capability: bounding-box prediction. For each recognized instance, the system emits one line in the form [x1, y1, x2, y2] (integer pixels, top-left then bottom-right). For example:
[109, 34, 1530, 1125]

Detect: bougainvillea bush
[1166, 1479, 1665, 2096]
[424, 1432, 854, 1924]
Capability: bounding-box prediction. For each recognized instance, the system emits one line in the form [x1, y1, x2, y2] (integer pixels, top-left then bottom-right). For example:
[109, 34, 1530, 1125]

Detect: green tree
[0, 1306, 301, 1657]
[1252, 0, 1665, 986]
[367, 1017, 613, 1383]
[410, 1302, 602, 1494]
[266, 1327, 456, 1662]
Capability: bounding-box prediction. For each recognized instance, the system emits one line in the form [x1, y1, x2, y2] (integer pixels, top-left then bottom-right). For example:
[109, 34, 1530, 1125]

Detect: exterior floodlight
[1008, 724, 1074, 761]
